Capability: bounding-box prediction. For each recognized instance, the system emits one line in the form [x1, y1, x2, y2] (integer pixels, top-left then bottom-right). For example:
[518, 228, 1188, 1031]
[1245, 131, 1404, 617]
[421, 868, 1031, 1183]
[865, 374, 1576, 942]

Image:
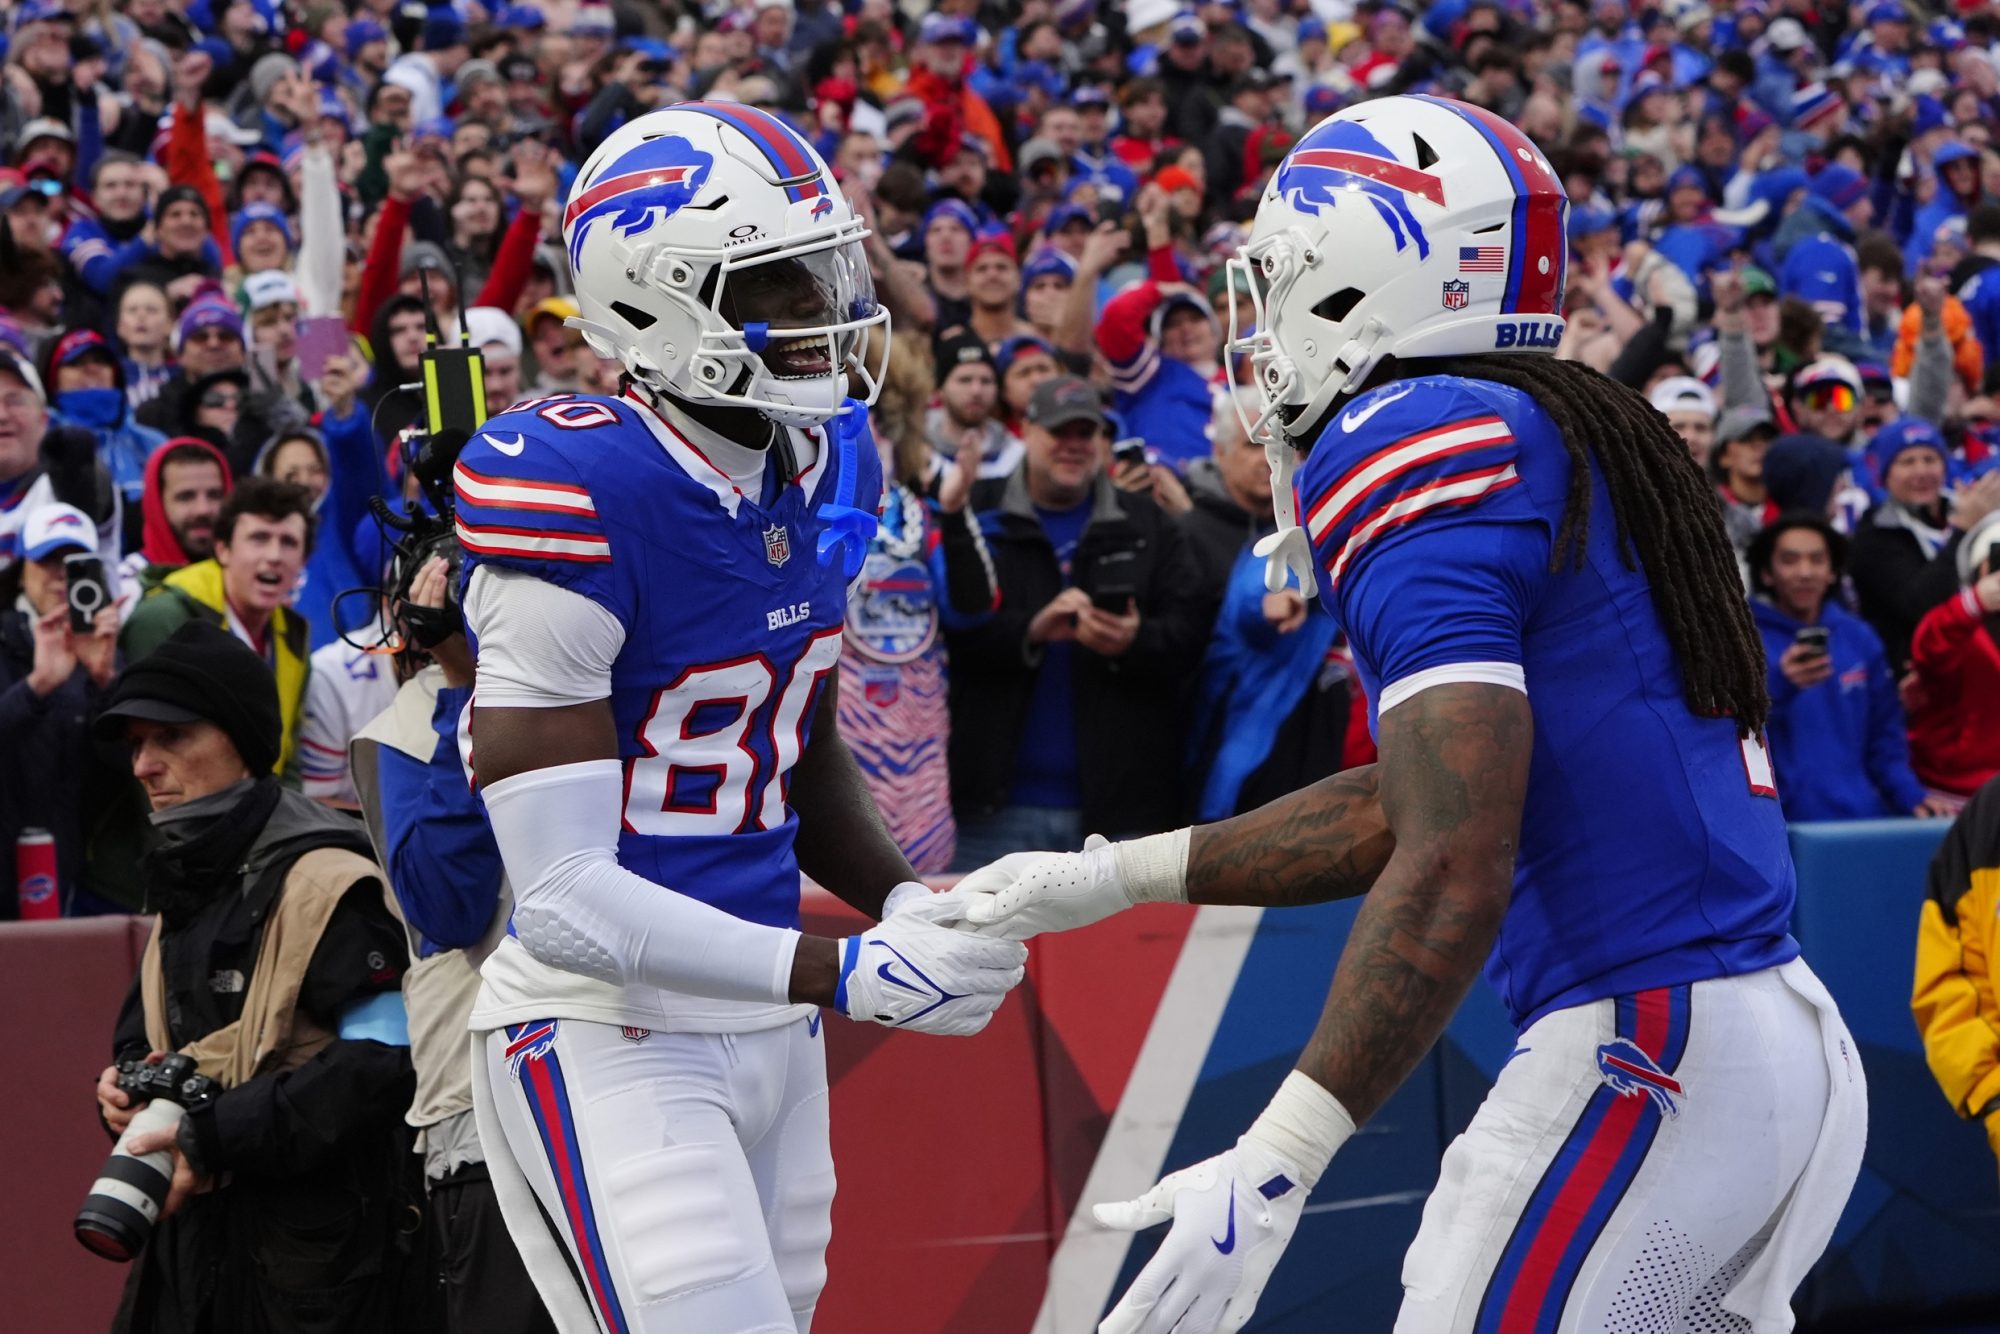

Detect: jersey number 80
[622, 629, 843, 836]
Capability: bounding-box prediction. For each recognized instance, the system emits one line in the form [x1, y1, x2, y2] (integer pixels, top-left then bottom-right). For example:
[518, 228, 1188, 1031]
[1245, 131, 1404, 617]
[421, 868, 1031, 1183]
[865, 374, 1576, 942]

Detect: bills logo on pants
[503, 1019, 633, 1334]
[1473, 986, 1692, 1333]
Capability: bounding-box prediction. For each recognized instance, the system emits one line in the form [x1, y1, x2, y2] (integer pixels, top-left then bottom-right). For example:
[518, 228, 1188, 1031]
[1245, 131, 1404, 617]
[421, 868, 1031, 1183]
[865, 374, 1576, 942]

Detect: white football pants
[472, 1015, 834, 1334]
[1395, 960, 1867, 1334]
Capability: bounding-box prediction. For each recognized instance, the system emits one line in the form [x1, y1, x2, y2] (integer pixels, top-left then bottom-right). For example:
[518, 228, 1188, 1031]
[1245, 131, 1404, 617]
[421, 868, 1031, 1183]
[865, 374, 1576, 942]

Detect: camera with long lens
[75, 1053, 218, 1262]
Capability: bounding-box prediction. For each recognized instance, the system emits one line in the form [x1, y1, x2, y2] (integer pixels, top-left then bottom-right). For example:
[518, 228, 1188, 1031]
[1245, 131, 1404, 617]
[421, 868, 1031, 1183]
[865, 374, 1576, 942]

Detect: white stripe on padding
[85, 1174, 163, 1221]
[1306, 418, 1514, 541]
[1328, 463, 1519, 585]
[1378, 662, 1527, 716]
[1033, 905, 1264, 1334]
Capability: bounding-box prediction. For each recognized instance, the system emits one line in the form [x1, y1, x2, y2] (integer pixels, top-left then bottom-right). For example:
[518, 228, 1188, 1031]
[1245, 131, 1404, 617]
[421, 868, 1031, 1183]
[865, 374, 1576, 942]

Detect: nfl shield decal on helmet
[764, 523, 792, 566]
[1442, 279, 1470, 310]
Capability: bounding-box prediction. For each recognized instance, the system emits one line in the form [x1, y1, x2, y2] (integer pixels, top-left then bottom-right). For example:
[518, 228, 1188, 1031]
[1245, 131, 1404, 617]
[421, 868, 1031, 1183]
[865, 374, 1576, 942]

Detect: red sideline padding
[7, 915, 155, 1334]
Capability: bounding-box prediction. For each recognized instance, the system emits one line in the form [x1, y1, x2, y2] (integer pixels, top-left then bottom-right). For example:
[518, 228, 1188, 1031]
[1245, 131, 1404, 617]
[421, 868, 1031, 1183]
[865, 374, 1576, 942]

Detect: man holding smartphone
[0, 502, 119, 918]
[942, 376, 1208, 867]
[1748, 512, 1939, 820]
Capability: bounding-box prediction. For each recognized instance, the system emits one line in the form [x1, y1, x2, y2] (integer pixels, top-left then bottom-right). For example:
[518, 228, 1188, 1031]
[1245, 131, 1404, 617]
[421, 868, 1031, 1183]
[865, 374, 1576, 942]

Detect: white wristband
[1243, 1071, 1356, 1189]
[1114, 827, 1191, 905]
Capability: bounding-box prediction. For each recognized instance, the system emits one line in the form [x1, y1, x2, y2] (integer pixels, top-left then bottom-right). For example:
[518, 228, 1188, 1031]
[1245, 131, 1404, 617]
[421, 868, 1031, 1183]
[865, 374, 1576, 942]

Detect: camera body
[75, 1054, 219, 1262]
[114, 1052, 217, 1110]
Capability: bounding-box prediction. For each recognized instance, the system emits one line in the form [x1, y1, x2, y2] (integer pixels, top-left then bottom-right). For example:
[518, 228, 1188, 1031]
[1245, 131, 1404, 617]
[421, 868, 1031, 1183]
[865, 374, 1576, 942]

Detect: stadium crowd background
[4, 0, 2000, 1317]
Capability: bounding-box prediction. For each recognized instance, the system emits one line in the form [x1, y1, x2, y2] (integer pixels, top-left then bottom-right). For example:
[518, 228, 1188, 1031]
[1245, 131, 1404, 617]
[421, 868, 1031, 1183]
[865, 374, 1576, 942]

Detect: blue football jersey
[1293, 374, 1798, 1028]
[454, 390, 882, 933]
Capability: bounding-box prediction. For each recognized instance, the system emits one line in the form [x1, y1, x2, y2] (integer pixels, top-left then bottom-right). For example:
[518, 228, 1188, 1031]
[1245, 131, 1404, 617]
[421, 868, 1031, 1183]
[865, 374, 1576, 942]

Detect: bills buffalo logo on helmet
[1273, 120, 1443, 258]
[1595, 1037, 1685, 1117]
[563, 136, 717, 270]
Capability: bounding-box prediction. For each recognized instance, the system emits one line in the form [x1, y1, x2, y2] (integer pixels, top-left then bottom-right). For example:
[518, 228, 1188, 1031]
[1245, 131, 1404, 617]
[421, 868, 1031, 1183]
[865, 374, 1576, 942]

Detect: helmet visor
[718, 241, 880, 381]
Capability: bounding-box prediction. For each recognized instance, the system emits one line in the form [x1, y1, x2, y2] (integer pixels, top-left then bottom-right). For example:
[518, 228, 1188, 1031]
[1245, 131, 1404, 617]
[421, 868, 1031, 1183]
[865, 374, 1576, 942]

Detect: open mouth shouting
[764, 332, 834, 380]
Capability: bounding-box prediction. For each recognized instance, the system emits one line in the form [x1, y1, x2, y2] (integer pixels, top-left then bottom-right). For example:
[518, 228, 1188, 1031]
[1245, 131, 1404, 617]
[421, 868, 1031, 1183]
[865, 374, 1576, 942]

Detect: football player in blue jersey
[949, 95, 1866, 1334]
[453, 104, 1029, 1334]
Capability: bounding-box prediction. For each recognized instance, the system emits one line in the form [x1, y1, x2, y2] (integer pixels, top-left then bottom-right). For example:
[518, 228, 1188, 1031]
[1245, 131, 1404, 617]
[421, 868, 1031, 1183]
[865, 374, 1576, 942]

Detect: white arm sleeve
[483, 759, 802, 1003]
[465, 565, 627, 707]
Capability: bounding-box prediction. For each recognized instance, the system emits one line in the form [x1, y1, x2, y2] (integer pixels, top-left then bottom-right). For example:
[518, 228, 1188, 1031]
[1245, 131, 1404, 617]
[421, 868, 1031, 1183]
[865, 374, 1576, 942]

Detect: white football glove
[1094, 1136, 1311, 1334]
[951, 832, 1187, 941]
[835, 903, 1026, 1037]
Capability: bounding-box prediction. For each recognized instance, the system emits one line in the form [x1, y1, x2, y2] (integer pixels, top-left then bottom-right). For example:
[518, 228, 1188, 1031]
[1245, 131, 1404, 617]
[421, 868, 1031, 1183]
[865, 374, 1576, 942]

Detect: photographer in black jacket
[944, 376, 1207, 868]
[91, 622, 418, 1334]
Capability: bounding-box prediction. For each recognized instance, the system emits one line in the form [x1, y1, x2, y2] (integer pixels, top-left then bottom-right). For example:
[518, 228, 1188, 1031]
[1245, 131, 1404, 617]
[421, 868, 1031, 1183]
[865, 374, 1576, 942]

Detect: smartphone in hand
[296, 316, 349, 382]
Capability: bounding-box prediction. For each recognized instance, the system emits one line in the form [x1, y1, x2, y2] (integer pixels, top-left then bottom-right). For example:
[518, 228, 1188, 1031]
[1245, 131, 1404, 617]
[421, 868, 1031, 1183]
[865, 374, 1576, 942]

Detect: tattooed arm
[1186, 764, 1393, 907]
[1293, 682, 1530, 1121]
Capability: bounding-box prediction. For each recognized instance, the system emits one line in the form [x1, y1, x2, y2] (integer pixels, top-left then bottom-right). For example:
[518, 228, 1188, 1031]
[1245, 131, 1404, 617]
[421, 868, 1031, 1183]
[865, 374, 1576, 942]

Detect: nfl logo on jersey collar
[764, 523, 791, 566]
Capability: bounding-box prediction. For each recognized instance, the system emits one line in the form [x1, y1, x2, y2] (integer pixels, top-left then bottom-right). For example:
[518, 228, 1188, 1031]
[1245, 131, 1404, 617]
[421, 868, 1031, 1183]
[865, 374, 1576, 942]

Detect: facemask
[57, 387, 124, 429]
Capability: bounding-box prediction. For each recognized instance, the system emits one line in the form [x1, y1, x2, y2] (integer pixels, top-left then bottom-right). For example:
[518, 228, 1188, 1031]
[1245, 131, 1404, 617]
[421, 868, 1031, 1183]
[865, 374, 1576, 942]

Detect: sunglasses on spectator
[1967, 414, 1996, 429]
[1863, 385, 1895, 404]
[187, 327, 235, 345]
[1802, 384, 1856, 412]
[200, 390, 241, 409]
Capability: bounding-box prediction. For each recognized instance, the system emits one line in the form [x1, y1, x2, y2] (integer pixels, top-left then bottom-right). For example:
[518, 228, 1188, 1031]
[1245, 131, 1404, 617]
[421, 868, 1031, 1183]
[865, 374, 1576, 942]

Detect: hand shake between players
[943, 837, 1324, 1334]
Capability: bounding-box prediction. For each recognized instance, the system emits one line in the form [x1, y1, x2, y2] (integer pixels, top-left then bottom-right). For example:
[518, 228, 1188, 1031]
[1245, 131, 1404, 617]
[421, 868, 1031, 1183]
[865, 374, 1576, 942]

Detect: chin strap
[1255, 438, 1319, 598]
[814, 398, 880, 581]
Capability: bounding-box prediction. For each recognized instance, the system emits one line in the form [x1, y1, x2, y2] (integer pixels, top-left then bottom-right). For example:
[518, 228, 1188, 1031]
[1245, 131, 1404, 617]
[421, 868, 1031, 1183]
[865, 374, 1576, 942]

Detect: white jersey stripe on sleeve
[454, 465, 599, 515]
[455, 520, 614, 562]
[1377, 661, 1527, 716]
[1327, 463, 1520, 586]
[1305, 416, 1514, 542]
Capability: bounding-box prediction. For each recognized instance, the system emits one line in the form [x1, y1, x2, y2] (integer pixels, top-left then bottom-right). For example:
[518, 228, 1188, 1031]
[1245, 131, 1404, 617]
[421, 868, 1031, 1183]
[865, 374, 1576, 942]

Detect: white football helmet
[1225, 94, 1570, 594]
[561, 101, 889, 426]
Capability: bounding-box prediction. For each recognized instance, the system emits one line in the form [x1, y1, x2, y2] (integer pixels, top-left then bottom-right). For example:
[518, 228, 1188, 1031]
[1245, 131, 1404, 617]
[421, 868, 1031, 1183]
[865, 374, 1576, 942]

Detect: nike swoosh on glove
[1093, 1137, 1310, 1334]
[835, 909, 1027, 1037]
[950, 835, 1130, 940]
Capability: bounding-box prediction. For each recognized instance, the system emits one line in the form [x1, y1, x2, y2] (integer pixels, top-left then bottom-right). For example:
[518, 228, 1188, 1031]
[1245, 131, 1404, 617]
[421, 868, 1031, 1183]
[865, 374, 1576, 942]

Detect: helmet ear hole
[611, 301, 657, 331]
[1313, 287, 1366, 324]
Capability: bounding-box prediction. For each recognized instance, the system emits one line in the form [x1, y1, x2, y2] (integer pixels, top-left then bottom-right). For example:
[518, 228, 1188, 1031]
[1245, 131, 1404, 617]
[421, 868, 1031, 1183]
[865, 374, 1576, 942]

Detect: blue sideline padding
[1121, 821, 2000, 1330]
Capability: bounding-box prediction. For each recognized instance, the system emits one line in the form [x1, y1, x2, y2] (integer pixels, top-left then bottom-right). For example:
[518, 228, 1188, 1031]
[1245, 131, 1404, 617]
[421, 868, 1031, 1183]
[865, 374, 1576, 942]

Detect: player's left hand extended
[1094, 1137, 1310, 1334]
[951, 835, 1133, 940]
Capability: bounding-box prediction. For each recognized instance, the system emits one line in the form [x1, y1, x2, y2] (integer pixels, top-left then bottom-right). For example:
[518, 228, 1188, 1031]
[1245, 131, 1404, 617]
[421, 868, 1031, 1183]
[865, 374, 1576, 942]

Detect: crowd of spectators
[0, 0, 1998, 902]
[0, 0, 1993, 1317]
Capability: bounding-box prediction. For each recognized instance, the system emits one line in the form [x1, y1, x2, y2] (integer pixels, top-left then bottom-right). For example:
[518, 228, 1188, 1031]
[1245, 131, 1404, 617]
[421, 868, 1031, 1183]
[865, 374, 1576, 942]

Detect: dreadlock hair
[1387, 353, 1770, 735]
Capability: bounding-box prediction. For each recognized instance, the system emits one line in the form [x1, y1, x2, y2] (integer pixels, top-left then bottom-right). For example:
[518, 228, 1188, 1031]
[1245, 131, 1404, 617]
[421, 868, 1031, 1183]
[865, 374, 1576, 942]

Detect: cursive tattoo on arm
[1293, 683, 1531, 1124]
[1185, 764, 1394, 907]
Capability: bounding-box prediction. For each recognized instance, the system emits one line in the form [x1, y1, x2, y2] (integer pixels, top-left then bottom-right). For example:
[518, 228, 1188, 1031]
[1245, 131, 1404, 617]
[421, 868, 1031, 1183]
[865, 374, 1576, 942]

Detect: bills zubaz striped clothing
[1292, 372, 1865, 1329]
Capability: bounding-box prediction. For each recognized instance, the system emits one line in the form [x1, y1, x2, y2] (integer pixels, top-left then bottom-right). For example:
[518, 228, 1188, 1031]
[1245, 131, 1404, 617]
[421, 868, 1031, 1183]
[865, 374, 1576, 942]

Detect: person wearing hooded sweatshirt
[1908, 141, 1987, 278]
[117, 437, 233, 613]
[1907, 512, 2000, 802]
[1850, 416, 2000, 667]
[1748, 512, 1934, 821]
[1777, 164, 1873, 343]
[363, 293, 429, 452]
[44, 327, 167, 553]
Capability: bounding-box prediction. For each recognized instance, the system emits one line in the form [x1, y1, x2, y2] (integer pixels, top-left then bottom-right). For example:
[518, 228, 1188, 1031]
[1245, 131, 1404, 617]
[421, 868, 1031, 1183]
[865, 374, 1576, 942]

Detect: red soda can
[16, 828, 58, 920]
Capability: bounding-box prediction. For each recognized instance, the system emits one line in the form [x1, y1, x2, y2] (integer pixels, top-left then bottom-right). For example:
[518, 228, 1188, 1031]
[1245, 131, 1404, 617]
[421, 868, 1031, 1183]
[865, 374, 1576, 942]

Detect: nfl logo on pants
[1442, 279, 1470, 311]
[764, 523, 791, 566]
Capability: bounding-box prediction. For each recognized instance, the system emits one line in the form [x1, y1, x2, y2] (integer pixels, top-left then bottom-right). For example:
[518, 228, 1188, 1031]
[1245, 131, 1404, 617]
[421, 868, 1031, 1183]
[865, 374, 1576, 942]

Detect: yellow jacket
[119, 559, 310, 784]
[1913, 775, 2000, 1165]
